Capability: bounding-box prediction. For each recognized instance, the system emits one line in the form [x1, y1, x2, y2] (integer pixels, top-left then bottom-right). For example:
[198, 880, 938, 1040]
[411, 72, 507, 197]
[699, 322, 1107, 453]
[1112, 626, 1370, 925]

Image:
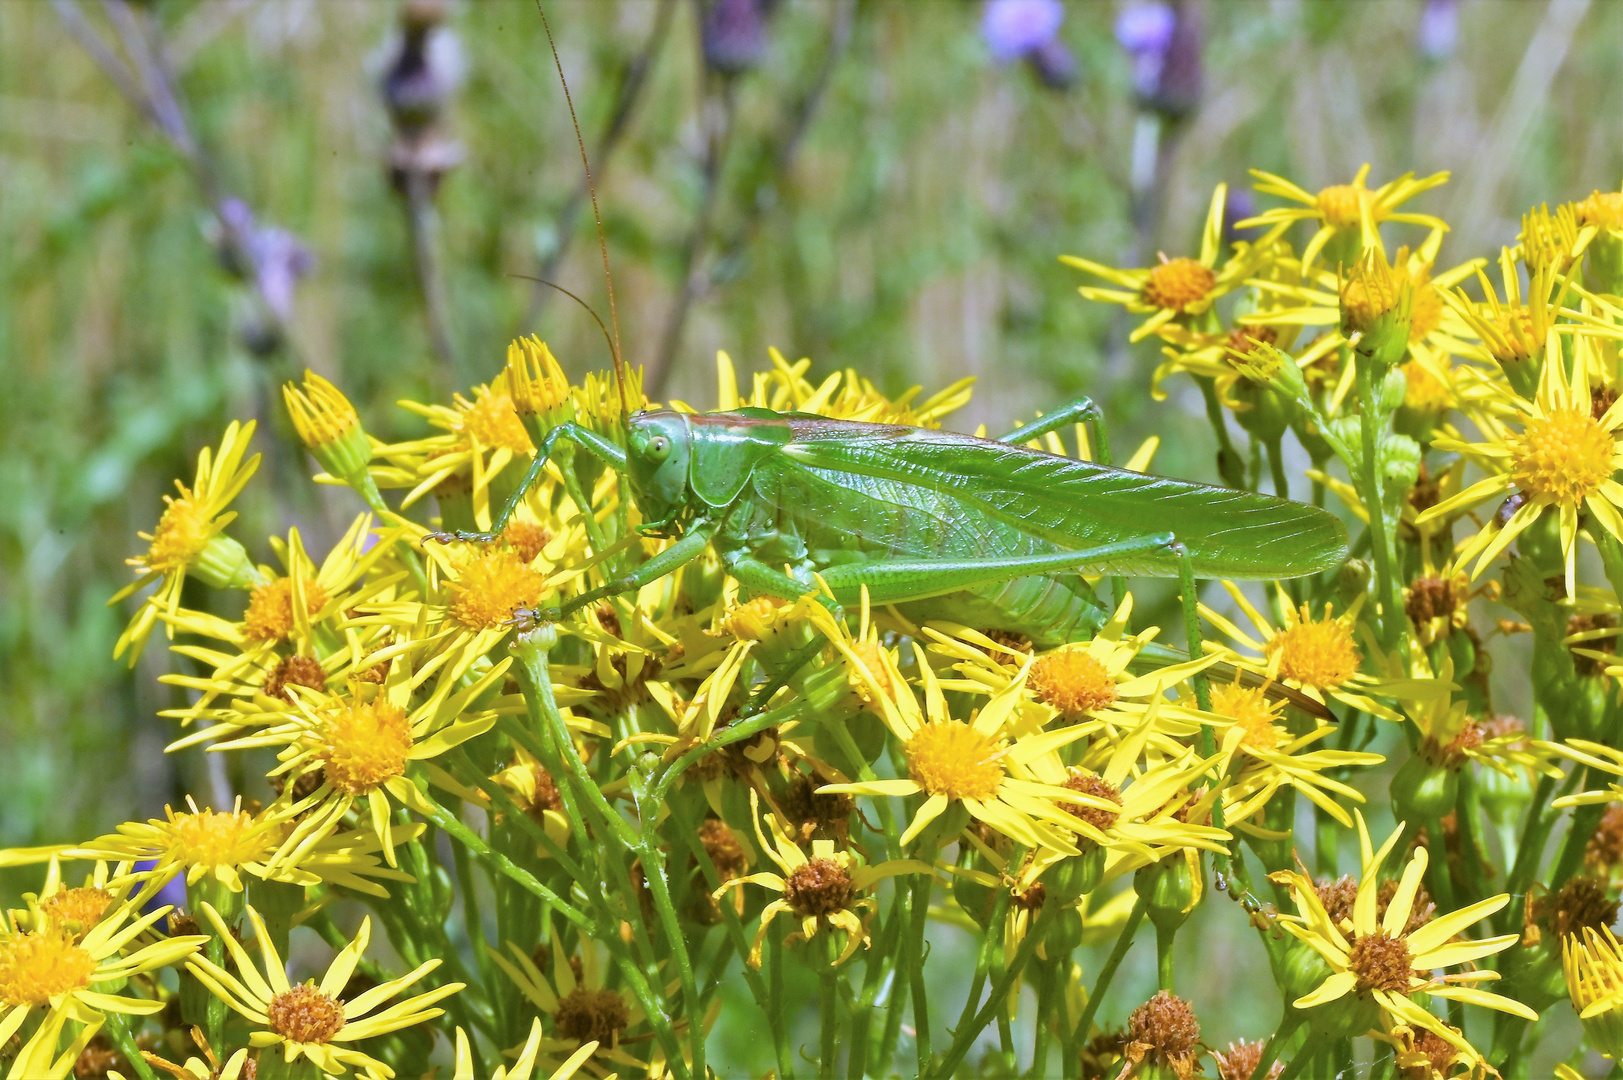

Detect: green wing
[778, 417, 1347, 579]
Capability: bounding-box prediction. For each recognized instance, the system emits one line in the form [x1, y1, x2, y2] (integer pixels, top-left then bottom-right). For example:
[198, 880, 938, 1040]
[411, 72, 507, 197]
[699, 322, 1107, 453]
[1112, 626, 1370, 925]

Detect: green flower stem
[605, 947, 692, 1080]
[768, 926, 793, 1080]
[1423, 816, 1456, 912]
[632, 810, 707, 1080]
[1354, 359, 1405, 654]
[1155, 923, 1177, 991]
[1068, 893, 1149, 1050]
[308, 907, 393, 985]
[102, 1009, 158, 1080]
[821, 935, 842, 1076]
[450, 829, 497, 1033]
[826, 719, 903, 860]
[510, 635, 692, 1059]
[1247, 1011, 1302, 1080]
[511, 635, 638, 850]
[876, 910, 914, 1071]
[413, 782, 591, 930]
[1273, 1027, 1328, 1080]
[445, 748, 592, 884]
[495, 713, 592, 847]
[1453, 768, 1489, 903]
[351, 482, 430, 597]
[1026, 960, 1053, 1079]
[664, 797, 793, 1080]
[950, 887, 1013, 1053]
[932, 901, 1060, 1079]
[908, 872, 934, 1075]
[1197, 375, 1246, 490]
[650, 697, 806, 804]
[848, 885, 910, 1080]
[1498, 772, 1572, 934]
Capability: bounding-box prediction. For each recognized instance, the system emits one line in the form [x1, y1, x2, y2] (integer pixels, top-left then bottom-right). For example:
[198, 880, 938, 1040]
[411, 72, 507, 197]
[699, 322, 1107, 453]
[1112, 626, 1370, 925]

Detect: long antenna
[535, 1, 630, 416]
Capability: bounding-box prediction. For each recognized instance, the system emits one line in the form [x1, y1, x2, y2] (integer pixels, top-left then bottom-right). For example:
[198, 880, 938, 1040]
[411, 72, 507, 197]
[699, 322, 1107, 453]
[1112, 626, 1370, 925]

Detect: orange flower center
[1267, 608, 1360, 690]
[243, 577, 329, 642]
[267, 983, 346, 1044]
[502, 519, 552, 564]
[1028, 649, 1118, 718]
[38, 889, 113, 939]
[1141, 257, 1216, 312]
[168, 809, 276, 870]
[0, 931, 97, 1006]
[449, 549, 549, 630]
[145, 491, 211, 572]
[1348, 930, 1416, 993]
[1511, 406, 1616, 507]
[1210, 681, 1287, 750]
[456, 386, 533, 454]
[320, 700, 412, 794]
[1316, 184, 1364, 229]
[783, 857, 855, 918]
[905, 720, 1004, 800]
[846, 640, 895, 704]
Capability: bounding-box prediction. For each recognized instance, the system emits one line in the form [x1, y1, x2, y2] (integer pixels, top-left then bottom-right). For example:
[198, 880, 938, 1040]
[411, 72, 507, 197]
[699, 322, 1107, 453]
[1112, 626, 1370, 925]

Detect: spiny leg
[514, 525, 713, 625]
[997, 396, 1111, 466]
[428, 422, 629, 544]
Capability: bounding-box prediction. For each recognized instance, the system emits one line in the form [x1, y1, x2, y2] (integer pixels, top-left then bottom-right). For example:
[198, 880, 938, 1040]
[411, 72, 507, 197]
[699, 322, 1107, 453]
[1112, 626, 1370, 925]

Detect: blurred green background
[0, 0, 1619, 1065]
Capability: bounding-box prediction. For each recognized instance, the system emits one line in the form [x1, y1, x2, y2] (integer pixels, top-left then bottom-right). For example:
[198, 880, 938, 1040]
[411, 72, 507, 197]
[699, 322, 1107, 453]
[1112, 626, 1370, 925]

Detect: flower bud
[1391, 754, 1457, 820]
[1575, 190, 1623, 297]
[1565, 926, 1623, 1058]
[1135, 855, 1199, 932]
[505, 336, 576, 444]
[1341, 247, 1413, 370]
[283, 371, 379, 502]
[703, 0, 770, 76]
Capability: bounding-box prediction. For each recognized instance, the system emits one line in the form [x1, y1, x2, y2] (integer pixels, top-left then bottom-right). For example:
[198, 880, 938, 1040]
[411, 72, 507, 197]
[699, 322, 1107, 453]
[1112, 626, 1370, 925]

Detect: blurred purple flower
[704, 0, 770, 75]
[1116, 0, 1201, 118]
[383, 0, 464, 133]
[1115, 1, 1175, 96]
[1222, 188, 1258, 248]
[981, 0, 1064, 63]
[1027, 37, 1079, 90]
[215, 198, 314, 327]
[134, 860, 186, 915]
[1417, 0, 1459, 61]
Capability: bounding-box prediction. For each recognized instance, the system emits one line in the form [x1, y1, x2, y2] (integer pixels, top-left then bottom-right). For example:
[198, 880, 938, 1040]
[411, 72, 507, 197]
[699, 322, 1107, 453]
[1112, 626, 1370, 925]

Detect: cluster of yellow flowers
[5, 167, 1623, 1080]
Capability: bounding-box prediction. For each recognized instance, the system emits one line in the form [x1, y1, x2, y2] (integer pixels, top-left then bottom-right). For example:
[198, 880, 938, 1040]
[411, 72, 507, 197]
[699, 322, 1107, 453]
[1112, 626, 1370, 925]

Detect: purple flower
[1416, 0, 1459, 62]
[134, 860, 187, 915]
[1114, 2, 1175, 98]
[981, 0, 1065, 63]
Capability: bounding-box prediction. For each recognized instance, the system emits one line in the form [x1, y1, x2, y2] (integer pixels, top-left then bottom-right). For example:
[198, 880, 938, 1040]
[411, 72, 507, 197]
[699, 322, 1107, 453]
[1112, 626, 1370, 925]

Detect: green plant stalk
[876, 922, 914, 1071]
[826, 720, 903, 859]
[1069, 894, 1149, 1048]
[650, 697, 807, 804]
[1549, 769, 1606, 890]
[1027, 959, 1053, 1079]
[767, 926, 793, 1080]
[451, 832, 494, 1002]
[949, 887, 1014, 1050]
[848, 885, 910, 1079]
[412, 784, 590, 929]
[1423, 816, 1456, 912]
[1245, 1012, 1300, 1079]
[446, 748, 593, 884]
[908, 872, 934, 1075]
[663, 796, 790, 1077]
[1197, 375, 1247, 490]
[1155, 922, 1177, 991]
[102, 1009, 158, 1080]
[821, 935, 842, 1076]
[932, 901, 1060, 1078]
[634, 814, 707, 1079]
[1272, 1026, 1326, 1080]
[1355, 360, 1406, 654]
[510, 636, 699, 1058]
[1498, 773, 1570, 934]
